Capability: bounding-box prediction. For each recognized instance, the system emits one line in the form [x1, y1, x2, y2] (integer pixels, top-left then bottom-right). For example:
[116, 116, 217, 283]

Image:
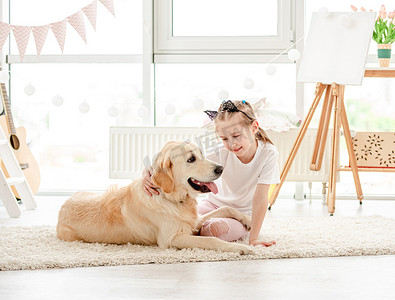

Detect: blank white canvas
[297, 12, 376, 86]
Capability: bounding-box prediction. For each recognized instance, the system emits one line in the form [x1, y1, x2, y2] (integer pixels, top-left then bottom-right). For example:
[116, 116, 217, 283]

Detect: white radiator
[109, 126, 333, 182]
[267, 129, 333, 182]
[110, 127, 208, 179]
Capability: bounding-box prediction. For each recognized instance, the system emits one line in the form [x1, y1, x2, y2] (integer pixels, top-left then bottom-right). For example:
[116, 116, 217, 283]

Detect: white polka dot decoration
[319, 7, 329, 14]
[138, 106, 149, 118]
[24, 84, 35, 96]
[107, 105, 119, 118]
[338, 15, 355, 29]
[143, 20, 151, 33]
[265, 64, 277, 76]
[319, 7, 334, 19]
[287, 49, 300, 61]
[0, 71, 9, 83]
[193, 97, 204, 110]
[218, 89, 229, 101]
[165, 103, 175, 115]
[243, 78, 254, 89]
[52, 95, 64, 106]
[143, 25, 151, 33]
[79, 101, 90, 114]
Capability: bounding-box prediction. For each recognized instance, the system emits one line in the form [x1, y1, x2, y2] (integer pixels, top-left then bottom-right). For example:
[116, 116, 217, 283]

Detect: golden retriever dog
[57, 141, 252, 254]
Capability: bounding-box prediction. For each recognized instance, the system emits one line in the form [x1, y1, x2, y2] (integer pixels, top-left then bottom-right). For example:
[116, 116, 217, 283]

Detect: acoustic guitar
[0, 79, 40, 197]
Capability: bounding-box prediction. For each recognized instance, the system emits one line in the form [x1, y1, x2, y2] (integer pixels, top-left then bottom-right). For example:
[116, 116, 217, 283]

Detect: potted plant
[352, 4, 395, 67]
[373, 5, 395, 67]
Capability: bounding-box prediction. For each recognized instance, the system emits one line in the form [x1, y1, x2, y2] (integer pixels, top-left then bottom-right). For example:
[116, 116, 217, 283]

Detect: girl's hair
[214, 100, 273, 145]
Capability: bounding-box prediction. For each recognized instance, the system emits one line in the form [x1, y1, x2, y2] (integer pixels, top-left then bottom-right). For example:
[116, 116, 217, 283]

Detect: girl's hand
[142, 168, 160, 196]
[249, 239, 276, 247]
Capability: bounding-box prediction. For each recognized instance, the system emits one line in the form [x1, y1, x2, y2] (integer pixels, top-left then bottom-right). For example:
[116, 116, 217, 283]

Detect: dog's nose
[214, 166, 224, 175]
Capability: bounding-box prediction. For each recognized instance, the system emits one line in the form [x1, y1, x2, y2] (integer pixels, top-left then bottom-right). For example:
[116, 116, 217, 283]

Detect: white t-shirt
[206, 140, 280, 215]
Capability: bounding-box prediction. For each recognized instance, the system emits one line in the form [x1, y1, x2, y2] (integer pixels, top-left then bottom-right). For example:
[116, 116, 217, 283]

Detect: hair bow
[203, 110, 218, 121]
[204, 100, 252, 121]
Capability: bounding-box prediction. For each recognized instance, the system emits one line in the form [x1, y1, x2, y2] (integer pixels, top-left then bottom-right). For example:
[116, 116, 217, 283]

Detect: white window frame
[150, 0, 305, 117]
[154, 0, 293, 57]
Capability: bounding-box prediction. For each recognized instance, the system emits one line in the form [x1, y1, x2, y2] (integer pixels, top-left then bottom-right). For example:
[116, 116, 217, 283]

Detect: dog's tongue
[205, 182, 218, 194]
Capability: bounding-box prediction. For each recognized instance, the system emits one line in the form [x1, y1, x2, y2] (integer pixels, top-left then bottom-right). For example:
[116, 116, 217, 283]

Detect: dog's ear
[151, 154, 175, 194]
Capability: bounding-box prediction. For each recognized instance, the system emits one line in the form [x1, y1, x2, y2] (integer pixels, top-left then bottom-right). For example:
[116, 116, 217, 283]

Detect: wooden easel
[269, 82, 363, 215]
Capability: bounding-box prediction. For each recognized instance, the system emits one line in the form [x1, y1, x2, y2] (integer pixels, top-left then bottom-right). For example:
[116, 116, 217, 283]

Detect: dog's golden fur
[57, 141, 252, 254]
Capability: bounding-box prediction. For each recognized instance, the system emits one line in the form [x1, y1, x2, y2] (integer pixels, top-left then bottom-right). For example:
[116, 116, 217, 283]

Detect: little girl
[143, 100, 280, 247]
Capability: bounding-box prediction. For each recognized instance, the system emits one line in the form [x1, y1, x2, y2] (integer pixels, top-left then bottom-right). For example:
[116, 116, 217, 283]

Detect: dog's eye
[187, 155, 196, 163]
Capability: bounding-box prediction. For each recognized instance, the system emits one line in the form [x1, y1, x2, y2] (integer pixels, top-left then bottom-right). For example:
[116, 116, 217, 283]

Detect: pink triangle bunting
[0, 22, 11, 52]
[50, 20, 67, 53]
[12, 26, 31, 62]
[82, 0, 98, 31]
[99, 0, 115, 17]
[67, 11, 87, 44]
[32, 25, 49, 56]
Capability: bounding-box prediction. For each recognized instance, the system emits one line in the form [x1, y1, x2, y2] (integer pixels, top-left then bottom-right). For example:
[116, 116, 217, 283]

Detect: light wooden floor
[1, 195, 395, 300]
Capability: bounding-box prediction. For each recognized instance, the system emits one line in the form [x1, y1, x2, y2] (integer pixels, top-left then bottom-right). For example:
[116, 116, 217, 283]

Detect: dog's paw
[239, 215, 252, 231]
[230, 244, 253, 255]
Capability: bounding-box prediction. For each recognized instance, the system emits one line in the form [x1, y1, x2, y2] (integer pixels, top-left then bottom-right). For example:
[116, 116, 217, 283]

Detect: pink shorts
[197, 199, 248, 242]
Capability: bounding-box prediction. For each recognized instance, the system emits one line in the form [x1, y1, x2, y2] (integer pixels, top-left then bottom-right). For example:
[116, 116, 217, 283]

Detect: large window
[155, 63, 296, 127]
[4, 0, 143, 192]
[5, 0, 392, 197]
[172, 0, 278, 37]
[155, 0, 292, 55]
[10, 64, 143, 191]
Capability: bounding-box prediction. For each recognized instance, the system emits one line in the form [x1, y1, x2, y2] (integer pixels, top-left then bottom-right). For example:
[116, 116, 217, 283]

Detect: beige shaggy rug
[1, 215, 395, 271]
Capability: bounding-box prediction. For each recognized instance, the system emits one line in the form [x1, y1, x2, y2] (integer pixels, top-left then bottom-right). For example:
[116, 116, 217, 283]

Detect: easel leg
[269, 83, 327, 208]
[327, 84, 342, 215]
[311, 86, 330, 170]
[269, 83, 364, 213]
[311, 86, 334, 171]
[340, 96, 364, 203]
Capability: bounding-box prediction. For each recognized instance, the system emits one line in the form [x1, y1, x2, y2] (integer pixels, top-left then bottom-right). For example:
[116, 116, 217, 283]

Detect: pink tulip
[361, 7, 366, 12]
[379, 4, 387, 19]
[350, 5, 358, 11]
[389, 11, 395, 19]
